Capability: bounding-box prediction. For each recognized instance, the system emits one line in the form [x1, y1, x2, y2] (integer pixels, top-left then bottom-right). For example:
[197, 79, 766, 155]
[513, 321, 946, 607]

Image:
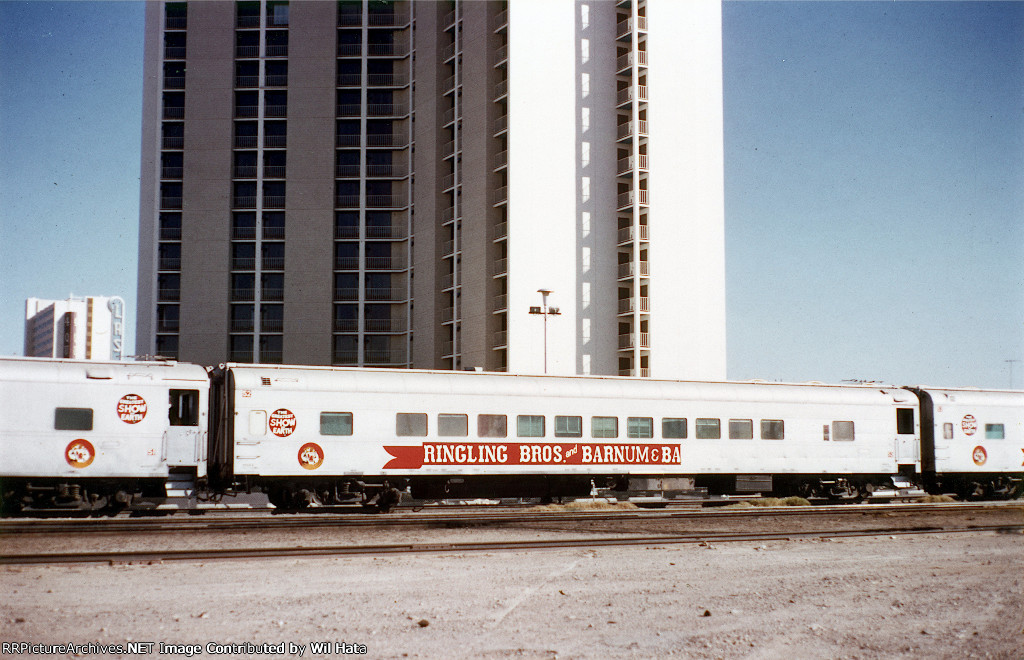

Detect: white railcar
[912, 387, 1024, 497]
[0, 357, 209, 512]
[217, 365, 922, 505]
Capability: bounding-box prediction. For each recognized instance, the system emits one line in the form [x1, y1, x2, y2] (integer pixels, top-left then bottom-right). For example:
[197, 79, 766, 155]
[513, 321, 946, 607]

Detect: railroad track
[2, 523, 1020, 566]
[1, 501, 1019, 536]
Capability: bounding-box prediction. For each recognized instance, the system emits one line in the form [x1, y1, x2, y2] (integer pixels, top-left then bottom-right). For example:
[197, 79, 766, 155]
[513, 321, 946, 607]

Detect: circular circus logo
[298, 442, 324, 470]
[65, 439, 95, 468]
[972, 446, 987, 466]
[961, 415, 977, 436]
[269, 409, 297, 437]
[117, 394, 148, 424]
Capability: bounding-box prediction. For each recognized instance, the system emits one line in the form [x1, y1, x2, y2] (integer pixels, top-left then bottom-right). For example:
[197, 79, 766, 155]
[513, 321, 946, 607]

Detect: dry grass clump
[726, 496, 811, 508]
[531, 499, 638, 512]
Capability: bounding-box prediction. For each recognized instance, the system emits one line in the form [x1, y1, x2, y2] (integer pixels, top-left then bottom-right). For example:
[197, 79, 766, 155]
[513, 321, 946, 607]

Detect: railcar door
[164, 389, 203, 466]
[894, 407, 918, 468]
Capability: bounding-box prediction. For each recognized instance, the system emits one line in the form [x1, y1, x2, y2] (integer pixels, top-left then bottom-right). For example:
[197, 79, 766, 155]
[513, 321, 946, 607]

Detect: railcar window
[478, 414, 507, 438]
[985, 423, 1005, 439]
[761, 419, 785, 440]
[728, 419, 753, 439]
[896, 408, 915, 434]
[696, 418, 720, 439]
[627, 417, 653, 439]
[438, 414, 469, 437]
[320, 412, 353, 436]
[662, 418, 687, 439]
[396, 413, 427, 437]
[555, 416, 582, 438]
[55, 408, 93, 431]
[591, 416, 618, 438]
[169, 390, 199, 426]
[943, 423, 954, 440]
[833, 421, 855, 441]
[517, 415, 545, 437]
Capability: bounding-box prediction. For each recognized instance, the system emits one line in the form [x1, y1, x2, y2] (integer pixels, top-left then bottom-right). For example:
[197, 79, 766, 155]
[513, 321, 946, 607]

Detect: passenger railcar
[214, 364, 922, 505]
[0, 357, 209, 513]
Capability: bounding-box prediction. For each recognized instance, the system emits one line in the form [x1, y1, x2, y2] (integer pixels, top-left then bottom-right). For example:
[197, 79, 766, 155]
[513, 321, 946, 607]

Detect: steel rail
[1, 501, 1019, 536]
[2, 524, 1020, 566]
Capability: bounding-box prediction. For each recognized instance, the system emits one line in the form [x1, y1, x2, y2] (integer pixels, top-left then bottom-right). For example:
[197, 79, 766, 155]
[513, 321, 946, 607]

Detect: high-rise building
[137, 0, 726, 378]
[25, 296, 127, 360]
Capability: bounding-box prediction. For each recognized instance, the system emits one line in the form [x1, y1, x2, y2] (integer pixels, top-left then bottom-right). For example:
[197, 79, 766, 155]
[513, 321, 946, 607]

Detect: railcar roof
[0, 356, 209, 383]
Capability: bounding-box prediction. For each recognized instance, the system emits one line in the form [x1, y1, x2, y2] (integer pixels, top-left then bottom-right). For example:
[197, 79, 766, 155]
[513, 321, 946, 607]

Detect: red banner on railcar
[383, 442, 681, 469]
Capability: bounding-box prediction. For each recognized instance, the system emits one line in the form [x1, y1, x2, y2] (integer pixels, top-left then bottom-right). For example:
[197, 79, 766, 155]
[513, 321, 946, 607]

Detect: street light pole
[529, 289, 560, 374]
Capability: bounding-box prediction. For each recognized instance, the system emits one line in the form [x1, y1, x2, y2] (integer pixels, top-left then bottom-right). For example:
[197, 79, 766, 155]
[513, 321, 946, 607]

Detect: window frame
[626, 417, 654, 439]
[438, 413, 469, 437]
[760, 419, 785, 440]
[695, 418, 721, 440]
[396, 412, 427, 437]
[517, 415, 545, 438]
[320, 411, 353, 436]
[662, 418, 687, 439]
[554, 415, 583, 438]
[477, 414, 507, 438]
[728, 419, 753, 440]
[832, 420, 855, 441]
[54, 407, 94, 431]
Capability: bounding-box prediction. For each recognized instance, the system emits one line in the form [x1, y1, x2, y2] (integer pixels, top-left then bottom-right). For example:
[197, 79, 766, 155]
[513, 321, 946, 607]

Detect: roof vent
[261, 377, 272, 386]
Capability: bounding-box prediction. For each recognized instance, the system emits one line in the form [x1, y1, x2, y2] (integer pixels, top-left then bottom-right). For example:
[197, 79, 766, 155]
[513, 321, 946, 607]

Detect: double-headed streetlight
[529, 289, 561, 374]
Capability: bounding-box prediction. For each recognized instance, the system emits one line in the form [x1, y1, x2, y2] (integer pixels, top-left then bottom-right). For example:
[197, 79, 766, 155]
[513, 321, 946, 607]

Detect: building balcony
[337, 73, 361, 87]
[235, 75, 259, 88]
[492, 257, 508, 277]
[261, 319, 284, 333]
[494, 9, 508, 32]
[365, 194, 407, 208]
[334, 288, 359, 301]
[441, 306, 460, 324]
[617, 224, 649, 245]
[262, 256, 285, 270]
[157, 319, 181, 333]
[617, 154, 649, 176]
[442, 239, 457, 257]
[263, 165, 286, 179]
[366, 256, 405, 270]
[619, 367, 651, 377]
[617, 119, 648, 142]
[332, 350, 359, 365]
[617, 189, 648, 210]
[367, 133, 409, 148]
[441, 42, 457, 62]
[617, 260, 650, 280]
[158, 257, 181, 271]
[493, 115, 507, 136]
[235, 105, 258, 118]
[163, 76, 185, 90]
[494, 79, 508, 100]
[368, 73, 410, 87]
[163, 106, 184, 119]
[616, 50, 647, 73]
[365, 318, 406, 333]
[161, 166, 183, 179]
[367, 103, 409, 117]
[266, 44, 288, 57]
[262, 195, 286, 209]
[365, 348, 408, 366]
[233, 165, 258, 179]
[265, 104, 287, 118]
[335, 225, 359, 239]
[265, 74, 288, 87]
[337, 43, 362, 57]
[441, 272, 455, 290]
[442, 172, 459, 191]
[232, 226, 257, 240]
[367, 43, 410, 58]
[162, 136, 185, 149]
[616, 85, 648, 107]
[335, 195, 360, 208]
[618, 332, 650, 350]
[366, 286, 407, 301]
[231, 257, 256, 270]
[367, 12, 411, 27]
[236, 45, 259, 58]
[166, 16, 187, 29]
[366, 225, 407, 240]
[158, 288, 181, 302]
[493, 330, 508, 348]
[494, 221, 508, 241]
[337, 12, 361, 27]
[160, 227, 182, 240]
[262, 287, 284, 301]
[441, 340, 455, 358]
[616, 16, 647, 40]
[367, 163, 408, 178]
[233, 196, 257, 208]
[234, 135, 258, 148]
[493, 294, 508, 312]
[264, 226, 285, 240]
[335, 164, 360, 178]
[259, 350, 284, 364]
[333, 319, 358, 333]
[236, 15, 260, 28]
[494, 44, 508, 67]
[334, 256, 359, 270]
[164, 46, 186, 59]
[618, 296, 650, 315]
[494, 150, 507, 170]
[161, 196, 183, 210]
[265, 134, 287, 148]
[493, 186, 508, 206]
[336, 134, 360, 147]
[230, 319, 255, 333]
[232, 288, 256, 302]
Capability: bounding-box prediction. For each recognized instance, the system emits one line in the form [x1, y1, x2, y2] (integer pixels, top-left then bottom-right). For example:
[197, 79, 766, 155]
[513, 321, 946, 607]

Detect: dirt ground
[1, 526, 1022, 659]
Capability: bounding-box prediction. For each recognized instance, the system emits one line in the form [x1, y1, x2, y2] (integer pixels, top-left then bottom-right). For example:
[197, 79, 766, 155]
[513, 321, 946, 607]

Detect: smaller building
[24, 296, 127, 360]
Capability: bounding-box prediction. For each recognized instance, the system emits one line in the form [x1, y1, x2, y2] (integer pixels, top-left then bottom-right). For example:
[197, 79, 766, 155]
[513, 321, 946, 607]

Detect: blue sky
[1, 1, 1021, 388]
